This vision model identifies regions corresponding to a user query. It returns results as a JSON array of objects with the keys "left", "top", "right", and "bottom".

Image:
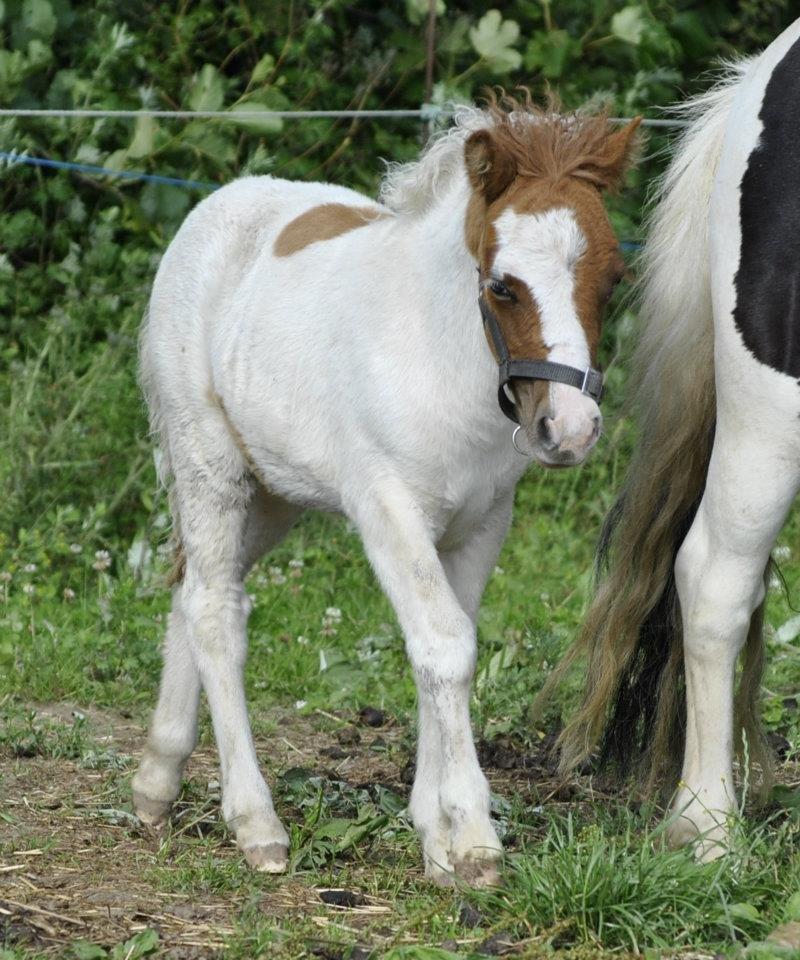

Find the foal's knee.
[
  {"left": 408, "top": 610, "right": 477, "bottom": 690},
  {"left": 180, "top": 577, "right": 250, "bottom": 662}
]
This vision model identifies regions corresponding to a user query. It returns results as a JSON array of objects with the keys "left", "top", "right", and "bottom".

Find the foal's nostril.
[
  {"left": 536, "top": 415, "right": 553, "bottom": 446},
  {"left": 592, "top": 415, "right": 601, "bottom": 438}
]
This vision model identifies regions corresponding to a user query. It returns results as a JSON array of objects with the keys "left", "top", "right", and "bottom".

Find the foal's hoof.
[
  {"left": 425, "top": 863, "right": 456, "bottom": 888},
  {"left": 243, "top": 842, "right": 289, "bottom": 873},
  {"left": 133, "top": 791, "right": 172, "bottom": 830},
  {"left": 425, "top": 857, "right": 500, "bottom": 888},
  {"left": 453, "top": 856, "right": 501, "bottom": 888}
]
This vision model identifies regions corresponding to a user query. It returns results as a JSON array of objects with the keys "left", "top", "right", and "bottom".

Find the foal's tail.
[
  {"left": 542, "top": 60, "right": 771, "bottom": 791},
  {"left": 139, "top": 305, "right": 186, "bottom": 586}
]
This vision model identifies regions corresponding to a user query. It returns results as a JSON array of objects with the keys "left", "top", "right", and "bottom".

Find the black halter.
[{"left": 478, "top": 286, "right": 604, "bottom": 425}]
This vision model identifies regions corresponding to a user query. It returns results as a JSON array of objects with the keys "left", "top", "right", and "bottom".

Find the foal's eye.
[{"left": 489, "top": 279, "right": 514, "bottom": 300}]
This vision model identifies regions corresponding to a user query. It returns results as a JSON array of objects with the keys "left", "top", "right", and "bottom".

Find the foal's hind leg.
[
  {"left": 135, "top": 442, "right": 299, "bottom": 870},
  {"left": 670, "top": 407, "right": 800, "bottom": 860},
  {"left": 134, "top": 487, "right": 299, "bottom": 831},
  {"left": 133, "top": 594, "right": 200, "bottom": 828}
]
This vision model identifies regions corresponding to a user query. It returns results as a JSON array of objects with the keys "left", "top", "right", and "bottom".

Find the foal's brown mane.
[{"left": 479, "top": 89, "right": 638, "bottom": 189}]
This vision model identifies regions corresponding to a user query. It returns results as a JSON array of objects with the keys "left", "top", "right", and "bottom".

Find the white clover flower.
[
  {"left": 321, "top": 607, "right": 342, "bottom": 636},
  {"left": 296, "top": 635, "right": 309, "bottom": 646},
  {"left": 774, "top": 545, "right": 791, "bottom": 560},
  {"left": 268, "top": 565, "right": 287, "bottom": 585},
  {"left": 494, "top": 565, "right": 505, "bottom": 576},
  {"left": 22, "top": 583, "right": 35, "bottom": 596},
  {"left": 69, "top": 543, "right": 83, "bottom": 554},
  {"left": 93, "top": 550, "right": 112, "bottom": 571},
  {"left": 63, "top": 588, "right": 76, "bottom": 601},
  {"left": 288, "top": 559, "right": 304, "bottom": 569},
  {"left": 294, "top": 699, "right": 307, "bottom": 710},
  {"left": 0, "top": 571, "right": 11, "bottom": 583},
  {"left": 23, "top": 563, "right": 37, "bottom": 573}
]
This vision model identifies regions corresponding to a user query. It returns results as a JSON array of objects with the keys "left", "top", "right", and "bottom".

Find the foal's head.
[{"left": 464, "top": 96, "right": 640, "bottom": 466}]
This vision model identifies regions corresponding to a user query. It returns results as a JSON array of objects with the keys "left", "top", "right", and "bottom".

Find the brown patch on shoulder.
[{"left": 274, "top": 203, "right": 390, "bottom": 257}]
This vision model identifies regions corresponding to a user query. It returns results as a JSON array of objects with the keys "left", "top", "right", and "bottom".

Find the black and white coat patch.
[{"left": 733, "top": 33, "right": 800, "bottom": 377}]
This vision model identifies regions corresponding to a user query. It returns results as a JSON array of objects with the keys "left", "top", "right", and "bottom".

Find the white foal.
[
  {"left": 555, "top": 19, "right": 800, "bottom": 862},
  {"left": 132, "top": 93, "right": 640, "bottom": 884}
]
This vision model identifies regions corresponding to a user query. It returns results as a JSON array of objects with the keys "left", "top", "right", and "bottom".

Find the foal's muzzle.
[{"left": 513, "top": 381, "right": 602, "bottom": 465}]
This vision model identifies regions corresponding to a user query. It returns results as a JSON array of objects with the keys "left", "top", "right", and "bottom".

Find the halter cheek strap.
[{"left": 478, "top": 291, "right": 604, "bottom": 424}]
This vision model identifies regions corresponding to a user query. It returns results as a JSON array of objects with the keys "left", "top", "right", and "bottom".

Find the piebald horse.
[
  {"left": 132, "top": 94, "right": 640, "bottom": 885},
  {"left": 553, "top": 19, "right": 800, "bottom": 861}
]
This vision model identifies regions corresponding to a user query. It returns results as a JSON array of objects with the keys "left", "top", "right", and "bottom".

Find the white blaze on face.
[
  {"left": 493, "top": 206, "right": 588, "bottom": 366},
  {"left": 492, "top": 206, "right": 600, "bottom": 453}
]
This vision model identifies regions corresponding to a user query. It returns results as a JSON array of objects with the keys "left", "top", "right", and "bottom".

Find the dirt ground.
[
  {"left": 2, "top": 703, "right": 579, "bottom": 958},
  {"left": 1, "top": 702, "right": 431, "bottom": 958},
  {"left": 1, "top": 704, "right": 795, "bottom": 959}
]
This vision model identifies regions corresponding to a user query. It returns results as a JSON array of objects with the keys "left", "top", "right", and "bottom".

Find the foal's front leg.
[
  {"left": 410, "top": 496, "right": 514, "bottom": 882},
  {"left": 352, "top": 482, "right": 502, "bottom": 885}
]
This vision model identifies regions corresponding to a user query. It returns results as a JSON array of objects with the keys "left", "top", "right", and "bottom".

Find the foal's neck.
[
  {"left": 408, "top": 178, "right": 484, "bottom": 337},
  {"left": 402, "top": 176, "right": 504, "bottom": 431}
]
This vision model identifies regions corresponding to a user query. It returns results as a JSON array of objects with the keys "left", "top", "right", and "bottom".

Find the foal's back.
[{"left": 145, "top": 175, "right": 380, "bottom": 353}]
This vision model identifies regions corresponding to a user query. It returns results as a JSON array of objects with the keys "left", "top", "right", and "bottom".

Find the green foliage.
[{"left": 70, "top": 929, "right": 159, "bottom": 960}]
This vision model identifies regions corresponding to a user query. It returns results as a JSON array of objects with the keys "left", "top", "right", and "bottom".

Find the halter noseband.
[{"left": 478, "top": 281, "right": 604, "bottom": 425}]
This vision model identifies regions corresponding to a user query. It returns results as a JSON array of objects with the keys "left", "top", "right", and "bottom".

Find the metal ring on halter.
[{"left": 512, "top": 425, "right": 528, "bottom": 456}]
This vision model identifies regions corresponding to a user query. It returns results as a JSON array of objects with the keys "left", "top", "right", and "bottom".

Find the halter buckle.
[{"left": 579, "top": 367, "right": 604, "bottom": 402}]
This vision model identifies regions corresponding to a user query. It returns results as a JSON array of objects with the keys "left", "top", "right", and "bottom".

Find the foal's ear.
[
  {"left": 575, "top": 117, "right": 643, "bottom": 192},
  {"left": 464, "top": 129, "right": 517, "bottom": 203}
]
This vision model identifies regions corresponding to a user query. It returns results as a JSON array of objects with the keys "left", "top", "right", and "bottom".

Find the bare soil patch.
[{"left": 0, "top": 702, "right": 424, "bottom": 957}]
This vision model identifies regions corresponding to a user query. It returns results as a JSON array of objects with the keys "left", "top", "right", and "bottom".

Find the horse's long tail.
[{"left": 545, "top": 59, "right": 770, "bottom": 791}]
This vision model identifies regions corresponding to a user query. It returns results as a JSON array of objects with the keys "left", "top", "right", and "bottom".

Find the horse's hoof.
[
  {"left": 666, "top": 804, "right": 731, "bottom": 863},
  {"left": 453, "top": 856, "right": 501, "bottom": 888},
  {"left": 425, "top": 864, "right": 456, "bottom": 887},
  {"left": 133, "top": 791, "right": 172, "bottom": 830},
  {"left": 693, "top": 837, "right": 728, "bottom": 863},
  {"left": 243, "top": 842, "right": 289, "bottom": 873}
]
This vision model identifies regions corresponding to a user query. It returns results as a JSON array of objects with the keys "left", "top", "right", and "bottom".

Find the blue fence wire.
[
  {"left": 0, "top": 107, "right": 687, "bottom": 127},
  {"left": 0, "top": 151, "right": 217, "bottom": 191}
]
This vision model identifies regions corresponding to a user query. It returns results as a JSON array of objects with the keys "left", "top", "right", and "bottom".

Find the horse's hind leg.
[{"left": 669, "top": 403, "right": 800, "bottom": 860}]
